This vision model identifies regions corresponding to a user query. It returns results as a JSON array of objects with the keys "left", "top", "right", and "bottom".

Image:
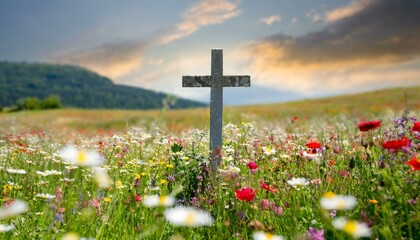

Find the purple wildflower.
[{"left": 307, "top": 227, "right": 325, "bottom": 240}]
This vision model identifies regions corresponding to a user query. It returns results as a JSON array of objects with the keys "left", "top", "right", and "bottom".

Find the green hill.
[{"left": 0, "top": 62, "right": 206, "bottom": 109}]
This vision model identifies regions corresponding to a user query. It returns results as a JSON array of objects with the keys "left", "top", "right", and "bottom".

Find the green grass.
[{"left": 1, "top": 86, "right": 419, "bottom": 134}]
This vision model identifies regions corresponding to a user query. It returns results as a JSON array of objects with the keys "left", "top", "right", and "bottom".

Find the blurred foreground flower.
[
  {"left": 235, "top": 187, "right": 257, "bottom": 202},
  {"left": 287, "top": 177, "right": 309, "bottom": 189},
  {"left": 0, "top": 200, "right": 28, "bottom": 220},
  {"left": 412, "top": 121, "right": 420, "bottom": 132},
  {"left": 62, "top": 232, "right": 79, "bottom": 240},
  {"left": 252, "top": 231, "right": 284, "bottom": 240},
  {"left": 357, "top": 120, "right": 381, "bottom": 132},
  {"left": 59, "top": 145, "right": 103, "bottom": 167},
  {"left": 320, "top": 192, "right": 357, "bottom": 210},
  {"left": 164, "top": 206, "right": 214, "bottom": 227},
  {"left": 0, "top": 224, "right": 14, "bottom": 232},
  {"left": 143, "top": 195, "right": 175, "bottom": 207},
  {"left": 332, "top": 217, "right": 371, "bottom": 238},
  {"left": 94, "top": 167, "right": 113, "bottom": 188}
]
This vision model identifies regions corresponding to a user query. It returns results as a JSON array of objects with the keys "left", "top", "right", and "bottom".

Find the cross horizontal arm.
[{"left": 182, "top": 75, "right": 251, "bottom": 87}]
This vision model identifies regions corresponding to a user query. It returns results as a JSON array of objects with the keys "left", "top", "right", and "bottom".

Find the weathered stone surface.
[
  {"left": 182, "top": 49, "right": 251, "bottom": 170},
  {"left": 183, "top": 75, "right": 250, "bottom": 87},
  {"left": 182, "top": 76, "right": 212, "bottom": 87},
  {"left": 223, "top": 76, "right": 251, "bottom": 87}
]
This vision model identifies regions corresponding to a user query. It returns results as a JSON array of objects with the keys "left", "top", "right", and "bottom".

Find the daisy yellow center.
[
  {"left": 336, "top": 200, "right": 346, "bottom": 209},
  {"left": 266, "top": 233, "right": 274, "bottom": 239},
  {"left": 184, "top": 212, "right": 196, "bottom": 226},
  {"left": 323, "top": 191, "right": 336, "bottom": 198},
  {"left": 159, "top": 196, "right": 167, "bottom": 205},
  {"left": 77, "top": 151, "right": 87, "bottom": 163},
  {"left": 116, "top": 181, "right": 123, "bottom": 187},
  {"left": 343, "top": 221, "right": 357, "bottom": 235}
]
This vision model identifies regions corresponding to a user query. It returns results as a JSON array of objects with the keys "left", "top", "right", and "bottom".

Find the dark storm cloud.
[{"left": 249, "top": 0, "right": 420, "bottom": 69}]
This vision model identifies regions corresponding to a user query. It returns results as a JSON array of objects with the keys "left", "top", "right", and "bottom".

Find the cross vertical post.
[
  {"left": 210, "top": 49, "right": 223, "bottom": 168},
  {"left": 182, "top": 49, "right": 251, "bottom": 171}
]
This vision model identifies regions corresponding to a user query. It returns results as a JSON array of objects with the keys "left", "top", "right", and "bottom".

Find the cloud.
[
  {"left": 58, "top": 40, "right": 149, "bottom": 79},
  {"left": 247, "top": 0, "right": 420, "bottom": 69},
  {"left": 242, "top": 0, "right": 420, "bottom": 95},
  {"left": 159, "top": 0, "right": 241, "bottom": 45},
  {"left": 306, "top": 9, "right": 321, "bottom": 22},
  {"left": 260, "top": 15, "right": 281, "bottom": 25},
  {"left": 325, "top": 0, "right": 371, "bottom": 22},
  {"left": 56, "top": 0, "right": 241, "bottom": 80}
]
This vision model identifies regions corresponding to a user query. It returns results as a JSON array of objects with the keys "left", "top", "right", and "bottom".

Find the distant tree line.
[
  {"left": 13, "top": 95, "right": 62, "bottom": 111},
  {"left": 0, "top": 62, "right": 206, "bottom": 110}
]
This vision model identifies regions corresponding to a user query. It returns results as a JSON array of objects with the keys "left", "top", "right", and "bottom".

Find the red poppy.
[
  {"left": 406, "top": 156, "right": 420, "bottom": 171},
  {"left": 327, "top": 160, "right": 336, "bottom": 166},
  {"left": 382, "top": 137, "right": 411, "bottom": 152},
  {"left": 306, "top": 141, "right": 321, "bottom": 149},
  {"left": 246, "top": 161, "right": 258, "bottom": 170},
  {"left": 357, "top": 120, "right": 381, "bottom": 132},
  {"left": 339, "top": 170, "right": 350, "bottom": 178},
  {"left": 134, "top": 194, "right": 142, "bottom": 202},
  {"left": 235, "top": 187, "right": 257, "bottom": 202},
  {"left": 412, "top": 122, "right": 420, "bottom": 132},
  {"left": 260, "top": 182, "right": 279, "bottom": 193}
]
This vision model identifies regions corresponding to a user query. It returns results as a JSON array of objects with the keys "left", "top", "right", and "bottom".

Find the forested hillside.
[{"left": 0, "top": 62, "right": 206, "bottom": 109}]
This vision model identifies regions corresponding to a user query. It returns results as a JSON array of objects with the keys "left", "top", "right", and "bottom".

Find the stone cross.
[{"left": 182, "top": 49, "right": 250, "bottom": 170}]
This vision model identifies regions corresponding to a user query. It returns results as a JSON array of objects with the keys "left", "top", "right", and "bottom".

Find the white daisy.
[
  {"left": 164, "top": 206, "right": 214, "bottom": 227},
  {"left": 332, "top": 217, "right": 372, "bottom": 238},
  {"left": 302, "top": 151, "right": 321, "bottom": 163},
  {"left": 6, "top": 168, "right": 27, "bottom": 174},
  {"left": 287, "top": 177, "right": 309, "bottom": 189},
  {"left": 35, "top": 193, "right": 56, "bottom": 200},
  {"left": 253, "top": 231, "right": 284, "bottom": 240},
  {"left": 262, "top": 147, "right": 276, "bottom": 156},
  {"left": 143, "top": 195, "right": 175, "bottom": 207},
  {"left": 320, "top": 192, "right": 357, "bottom": 210},
  {"left": 0, "top": 200, "right": 28, "bottom": 220},
  {"left": 59, "top": 145, "right": 103, "bottom": 167}
]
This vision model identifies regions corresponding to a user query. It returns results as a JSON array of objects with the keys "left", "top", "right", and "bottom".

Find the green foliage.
[
  {"left": 13, "top": 95, "right": 62, "bottom": 111},
  {"left": 41, "top": 95, "right": 62, "bottom": 109},
  {"left": 16, "top": 97, "right": 41, "bottom": 110},
  {"left": 0, "top": 62, "right": 206, "bottom": 109}
]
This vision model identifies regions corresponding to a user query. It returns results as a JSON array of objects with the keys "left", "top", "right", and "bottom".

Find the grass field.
[
  {"left": 1, "top": 86, "right": 419, "bottom": 135},
  {"left": 0, "top": 86, "right": 419, "bottom": 239}
]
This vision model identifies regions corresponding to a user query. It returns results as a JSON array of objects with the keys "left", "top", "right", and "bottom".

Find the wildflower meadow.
[{"left": 0, "top": 109, "right": 419, "bottom": 240}]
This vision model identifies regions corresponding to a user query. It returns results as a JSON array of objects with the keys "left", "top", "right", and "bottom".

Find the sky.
[{"left": 1, "top": 0, "right": 419, "bottom": 105}]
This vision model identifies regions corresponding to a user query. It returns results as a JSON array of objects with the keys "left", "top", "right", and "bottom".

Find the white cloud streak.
[
  {"left": 260, "top": 15, "right": 281, "bottom": 25},
  {"left": 159, "top": 0, "right": 241, "bottom": 45},
  {"left": 325, "top": 0, "right": 372, "bottom": 22}
]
